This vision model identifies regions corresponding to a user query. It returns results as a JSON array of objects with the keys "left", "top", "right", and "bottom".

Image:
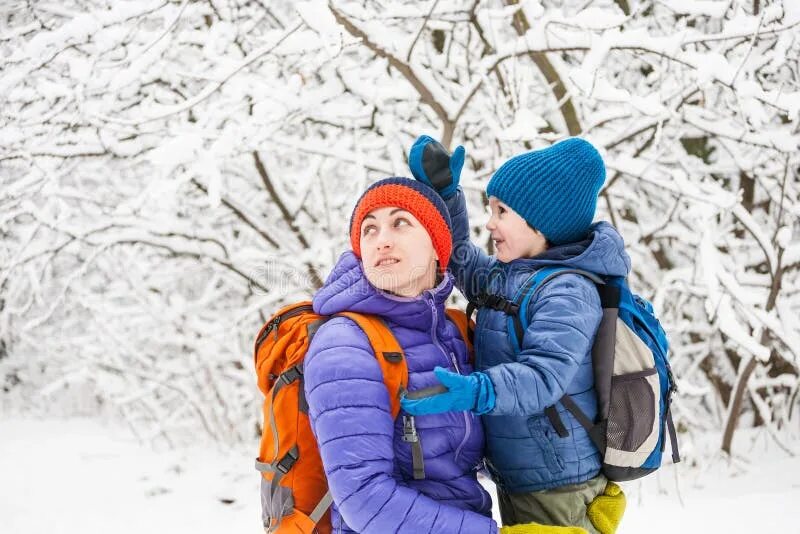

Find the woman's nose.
[{"left": 376, "top": 230, "right": 393, "bottom": 249}]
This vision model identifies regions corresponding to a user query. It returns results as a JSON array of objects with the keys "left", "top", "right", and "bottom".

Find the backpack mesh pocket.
[{"left": 608, "top": 368, "right": 658, "bottom": 453}]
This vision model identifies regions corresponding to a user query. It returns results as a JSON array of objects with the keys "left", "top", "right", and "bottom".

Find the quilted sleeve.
[{"left": 444, "top": 188, "right": 497, "bottom": 303}]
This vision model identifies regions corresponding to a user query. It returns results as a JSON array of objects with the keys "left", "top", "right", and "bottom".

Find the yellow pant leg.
[{"left": 500, "top": 523, "right": 589, "bottom": 534}]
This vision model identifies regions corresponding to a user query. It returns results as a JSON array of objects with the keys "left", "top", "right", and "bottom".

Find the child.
[{"left": 402, "top": 138, "right": 629, "bottom": 534}]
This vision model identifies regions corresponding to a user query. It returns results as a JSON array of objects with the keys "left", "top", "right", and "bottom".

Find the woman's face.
[{"left": 360, "top": 206, "right": 439, "bottom": 298}]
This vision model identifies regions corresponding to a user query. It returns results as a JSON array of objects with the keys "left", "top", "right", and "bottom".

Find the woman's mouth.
[{"left": 375, "top": 257, "right": 400, "bottom": 267}]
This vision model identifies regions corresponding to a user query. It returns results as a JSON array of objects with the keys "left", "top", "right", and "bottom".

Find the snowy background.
[{"left": 2, "top": 0, "right": 799, "bottom": 532}]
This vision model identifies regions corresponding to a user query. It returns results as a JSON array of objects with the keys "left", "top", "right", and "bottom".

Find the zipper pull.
[
  {"left": 272, "top": 316, "right": 282, "bottom": 341},
  {"left": 450, "top": 352, "right": 462, "bottom": 375}
]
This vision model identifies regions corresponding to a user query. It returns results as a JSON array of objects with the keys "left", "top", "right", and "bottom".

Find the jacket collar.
[{"left": 313, "top": 251, "right": 453, "bottom": 331}]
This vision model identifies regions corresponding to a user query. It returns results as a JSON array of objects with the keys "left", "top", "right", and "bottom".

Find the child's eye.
[{"left": 498, "top": 206, "right": 506, "bottom": 215}]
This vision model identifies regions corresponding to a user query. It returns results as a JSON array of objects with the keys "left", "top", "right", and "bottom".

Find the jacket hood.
[
  {"left": 510, "top": 221, "right": 631, "bottom": 277},
  {"left": 312, "top": 251, "right": 453, "bottom": 330}
]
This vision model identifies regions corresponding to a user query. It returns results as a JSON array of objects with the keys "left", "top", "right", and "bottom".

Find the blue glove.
[
  {"left": 408, "top": 135, "right": 465, "bottom": 199},
  {"left": 400, "top": 366, "right": 496, "bottom": 415}
]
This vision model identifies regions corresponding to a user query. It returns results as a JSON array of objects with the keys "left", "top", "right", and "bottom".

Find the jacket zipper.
[
  {"left": 451, "top": 348, "right": 473, "bottom": 465},
  {"left": 426, "top": 292, "right": 472, "bottom": 465}
]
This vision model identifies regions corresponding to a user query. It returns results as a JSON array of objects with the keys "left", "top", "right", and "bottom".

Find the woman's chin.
[{"left": 366, "top": 269, "right": 402, "bottom": 290}]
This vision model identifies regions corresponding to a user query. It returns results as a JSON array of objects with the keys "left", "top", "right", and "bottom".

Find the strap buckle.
[
  {"left": 472, "top": 293, "right": 488, "bottom": 307},
  {"left": 279, "top": 365, "right": 303, "bottom": 385},
  {"left": 483, "top": 294, "right": 519, "bottom": 315},
  {"left": 275, "top": 447, "right": 299, "bottom": 474},
  {"left": 402, "top": 415, "right": 419, "bottom": 443}
]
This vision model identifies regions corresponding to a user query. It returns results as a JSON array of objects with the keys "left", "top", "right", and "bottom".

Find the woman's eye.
[
  {"left": 362, "top": 225, "right": 376, "bottom": 236},
  {"left": 394, "top": 218, "right": 410, "bottom": 227}
]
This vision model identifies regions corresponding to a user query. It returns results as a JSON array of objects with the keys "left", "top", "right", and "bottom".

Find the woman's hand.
[{"left": 408, "top": 135, "right": 465, "bottom": 199}]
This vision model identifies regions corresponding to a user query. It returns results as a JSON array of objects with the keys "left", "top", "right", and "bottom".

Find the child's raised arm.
[
  {"left": 408, "top": 135, "right": 496, "bottom": 302},
  {"left": 445, "top": 188, "right": 496, "bottom": 302}
]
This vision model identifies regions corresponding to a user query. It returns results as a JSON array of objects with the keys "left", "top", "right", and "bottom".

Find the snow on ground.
[
  {"left": 2, "top": 417, "right": 259, "bottom": 534},
  {"left": 2, "top": 416, "right": 799, "bottom": 533}
]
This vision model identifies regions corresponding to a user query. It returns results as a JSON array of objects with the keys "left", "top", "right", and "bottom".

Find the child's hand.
[
  {"left": 400, "top": 366, "right": 495, "bottom": 415},
  {"left": 499, "top": 523, "right": 588, "bottom": 534},
  {"left": 408, "top": 135, "right": 465, "bottom": 199}
]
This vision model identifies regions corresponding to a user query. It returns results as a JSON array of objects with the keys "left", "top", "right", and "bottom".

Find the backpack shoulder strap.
[
  {"left": 337, "top": 312, "right": 428, "bottom": 480},
  {"left": 445, "top": 308, "right": 473, "bottom": 358},
  {"left": 510, "top": 268, "right": 606, "bottom": 442},
  {"left": 336, "top": 312, "right": 408, "bottom": 419},
  {"left": 254, "top": 300, "right": 315, "bottom": 356},
  {"left": 509, "top": 267, "right": 604, "bottom": 352}
]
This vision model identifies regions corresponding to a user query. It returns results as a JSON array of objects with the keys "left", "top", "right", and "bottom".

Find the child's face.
[
  {"left": 486, "top": 197, "right": 548, "bottom": 262},
  {"left": 359, "top": 206, "right": 439, "bottom": 297}
]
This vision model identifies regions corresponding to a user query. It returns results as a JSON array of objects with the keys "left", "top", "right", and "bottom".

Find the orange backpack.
[{"left": 254, "top": 301, "right": 472, "bottom": 533}]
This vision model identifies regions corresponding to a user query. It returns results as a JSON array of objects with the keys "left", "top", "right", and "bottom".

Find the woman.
[{"left": 303, "top": 177, "right": 588, "bottom": 533}]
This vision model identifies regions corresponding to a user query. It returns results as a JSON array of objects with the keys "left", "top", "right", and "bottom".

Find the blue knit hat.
[{"left": 487, "top": 138, "right": 606, "bottom": 245}]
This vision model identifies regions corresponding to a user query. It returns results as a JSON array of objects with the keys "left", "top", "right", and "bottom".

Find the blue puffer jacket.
[
  {"left": 445, "top": 189, "right": 631, "bottom": 493},
  {"left": 304, "top": 251, "right": 495, "bottom": 533}
]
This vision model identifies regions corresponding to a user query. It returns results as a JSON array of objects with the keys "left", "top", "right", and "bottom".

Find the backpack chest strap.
[{"left": 465, "top": 292, "right": 521, "bottom": 343}]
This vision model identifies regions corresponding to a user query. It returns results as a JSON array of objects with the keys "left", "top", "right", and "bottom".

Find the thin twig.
[
  {"left": 406, "top": 0, "right": 440, "bottom": 62},
  {"left": 92, "top": 21, "right": 304, "bottom": 126},
  {"left": 97, "top": 0, "right": 191, "bottom": 69}
]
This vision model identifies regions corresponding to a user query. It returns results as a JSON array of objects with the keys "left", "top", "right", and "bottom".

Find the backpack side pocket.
[{"left": 606, "top": 368, "right": 660, "bottom": 462}]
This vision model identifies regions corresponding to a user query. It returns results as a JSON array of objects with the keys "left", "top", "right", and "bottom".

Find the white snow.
[
  {"left": 2, "top": 417, "right": 260, "bottom": 534},
  {"left": 4, "top": 416, "right": 799, "bottom": 534},
  {"left": 2, "top": 3, "right": 799, "bottom": 533}
]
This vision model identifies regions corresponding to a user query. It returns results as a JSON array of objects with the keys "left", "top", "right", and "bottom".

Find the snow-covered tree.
[{"left": 2, "top": 0, "right": 798, "bottom": 456}]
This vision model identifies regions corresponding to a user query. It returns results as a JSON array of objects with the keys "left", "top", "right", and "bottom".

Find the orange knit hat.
[{"left": 350, "top": 178, "right": 453, "bottom": 273}]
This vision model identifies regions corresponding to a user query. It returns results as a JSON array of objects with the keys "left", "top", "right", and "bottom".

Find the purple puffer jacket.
[{"left": 304, "top": 251, "right": 496, "bottom": 534}]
